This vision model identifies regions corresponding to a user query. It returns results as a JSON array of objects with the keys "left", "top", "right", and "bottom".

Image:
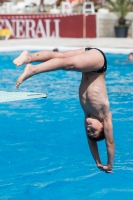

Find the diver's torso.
[{"left": 79, "top": 72, "right": 109, "bottom": 119}]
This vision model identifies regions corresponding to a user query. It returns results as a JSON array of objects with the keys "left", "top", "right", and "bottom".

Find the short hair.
[
  {"left": 88, "top": 127, "right": 105, "bottom": 142},
  {"left": 53, "top": 48, "right": 59, "bottom": 52},
  {"left": 128, "top": 53, "right": 133, "bottom": 58}
]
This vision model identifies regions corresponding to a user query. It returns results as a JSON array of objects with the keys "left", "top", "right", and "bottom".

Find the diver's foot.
[
  {"left": 16, "top": 64, "right": 35, "bottom": 88},
  {"left": 13, "top": 50, "right": 32, "bottom": 66}
]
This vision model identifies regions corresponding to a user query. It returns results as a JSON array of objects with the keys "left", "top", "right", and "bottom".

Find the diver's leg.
[
  {"left": 13, "top": 48, "right": 85, "bottom": 66},
  {"left": 16, "top": 49, "right": 104, "bottom": 88}
]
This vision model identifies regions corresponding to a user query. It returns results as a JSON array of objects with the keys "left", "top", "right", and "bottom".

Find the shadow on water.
[{"left": 0, "top": 51, "right": 133, "bottom": 199}]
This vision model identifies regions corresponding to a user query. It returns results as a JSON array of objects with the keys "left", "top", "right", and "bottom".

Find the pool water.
[{"left": 0, "top": 51, "right": 133, "bottom": 199}]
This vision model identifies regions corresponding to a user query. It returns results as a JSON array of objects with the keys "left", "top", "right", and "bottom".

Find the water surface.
[{"left": 0, "top": 51, "right": 133, "bottom": 200}]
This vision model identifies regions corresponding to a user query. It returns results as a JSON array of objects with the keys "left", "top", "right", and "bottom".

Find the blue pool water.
[{"left": 0, "top": 51, "right": 133, "bottom": 199}]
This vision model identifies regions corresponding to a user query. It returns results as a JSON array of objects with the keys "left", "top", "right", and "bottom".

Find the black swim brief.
[{"left": 85, "top": 47, "right": 107, "bottom": 73}]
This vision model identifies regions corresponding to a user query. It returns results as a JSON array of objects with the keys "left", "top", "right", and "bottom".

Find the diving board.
[{"left": 0, "top": 91, "right": 47, "bottom": 103}]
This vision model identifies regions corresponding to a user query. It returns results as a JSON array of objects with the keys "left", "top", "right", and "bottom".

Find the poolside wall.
[
  {"left": 0, "top": 14, "right": 96, "bottom": 39},
  {"left": 0, "top": 12, "right": 133, "bottom": 39}
]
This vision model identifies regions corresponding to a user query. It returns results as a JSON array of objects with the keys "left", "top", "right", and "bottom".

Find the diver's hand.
[
  {"left": 102, "top": 165, "right": 114, "bottom": 173},
  {"left": 97, "top": 163, "right": 103, "bottom": 170},
  {"left": 97, "top": 163, "right": 114, "bottom": 174}
]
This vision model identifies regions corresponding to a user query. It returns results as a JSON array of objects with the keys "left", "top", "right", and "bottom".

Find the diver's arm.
[
  {"left": 87, "top": 136, "right": 102, "bottom": 167},
  {"left": 103, "top": 111, "right": 114, "bottom": 172}
]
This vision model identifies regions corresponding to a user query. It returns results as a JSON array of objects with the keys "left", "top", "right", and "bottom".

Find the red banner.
[{"left": 0, "top": 14, "right": 96, "bottom": 39}]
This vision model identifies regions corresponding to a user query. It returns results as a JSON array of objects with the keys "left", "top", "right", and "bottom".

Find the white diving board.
[{"left": 0, "top": 91, "right": 47, "bottom": 103}]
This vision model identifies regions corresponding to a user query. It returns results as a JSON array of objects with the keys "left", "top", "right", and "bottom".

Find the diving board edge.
[{"left": 0, "top": 91, "right": 47, "bottom": 103}]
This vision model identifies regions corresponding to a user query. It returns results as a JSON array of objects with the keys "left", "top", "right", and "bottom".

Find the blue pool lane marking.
[{"left": 0, "top": 91, "right": 47, "bottom": 103}]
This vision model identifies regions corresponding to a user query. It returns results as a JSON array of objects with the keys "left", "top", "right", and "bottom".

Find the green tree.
[{"left": 106, "top": 0, "right": 133, "bottom": 25}]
